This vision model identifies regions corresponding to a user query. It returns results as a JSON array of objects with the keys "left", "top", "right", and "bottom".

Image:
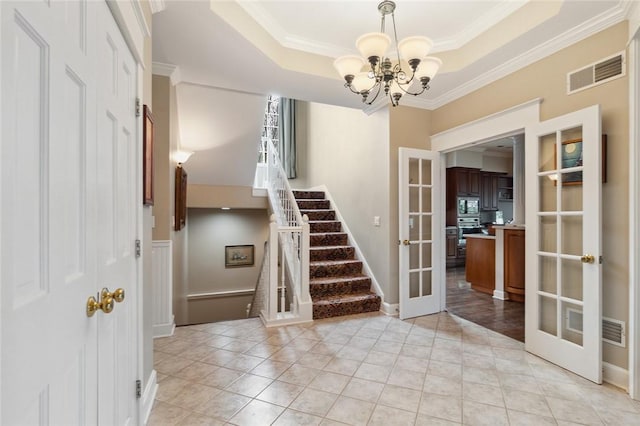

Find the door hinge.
[
  {"left": 136, "top": 379, "right": 142, "bottom": 399},
  {"left": 135, "top": 239, "right": 141, "bottom": 258},
  {"left": 599, "top": 256, "right": 604, "bottom": 264},
  {"left": 135, "top": 98, "right": 141, "bottom": 117}
]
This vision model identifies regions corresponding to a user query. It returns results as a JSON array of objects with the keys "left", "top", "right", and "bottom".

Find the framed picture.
[
  {"left": 175, "top": 166, "right": 187, "bottom": 230},
  {"left": 225, "top": 245, "right": 255, "bottom": 267},
  {"left": 555, "top": 135, "right": 607, "bottom": 185},
  {"left": 143, "top": 105, "right": 154, "bottom": 205}
]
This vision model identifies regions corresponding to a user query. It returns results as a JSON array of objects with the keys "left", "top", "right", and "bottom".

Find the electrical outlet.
[{"left": 373, "top": 216, "right": 381, "bottom": 226}]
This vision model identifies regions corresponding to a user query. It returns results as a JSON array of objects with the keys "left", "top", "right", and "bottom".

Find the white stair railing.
[{"left": 259, "top": 141, "right": 312, "bottom": 326}]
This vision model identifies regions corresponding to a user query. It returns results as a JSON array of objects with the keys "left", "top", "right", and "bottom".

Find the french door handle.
[
  {"left": 402, "top": 240, "right": 411, "bottom": 246},
  {"left": 580, "top": 254, "right": 595, "bottom": 264}
]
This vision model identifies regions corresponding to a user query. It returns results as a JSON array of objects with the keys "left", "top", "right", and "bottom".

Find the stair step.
[
  {"left": 310, "top": 246, "right": 354, "bottom": 261},
  {"left": 301, "top": 209, "right": 336, "bottom": 221},
  {"left": 312, "top": 292, "right": 381, "bottom": 320},
  {"left": 297, "top": 199, "right": 330, "bottom": 210},
  {"left": 310, "top": 259, "right": 362, "bottom": 278},
  {"left": 309, "top": 221, "right": 342, "bottom": 233},
  {"left": 293, "top": 190, "right": 325, "bottom": 200},
  {"left": 310, "top": 275, "right": 372, "bottom": 297},
  {"left": 310, "top": 232, "right": 348, "bottom": 247}
]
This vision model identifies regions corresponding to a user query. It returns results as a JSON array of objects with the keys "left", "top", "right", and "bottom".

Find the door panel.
[
  {"left": 1, "top": 1, "right": 138, "bottom": 424},
  {"left": 1, "top": 1, "right": 97, "bottom": 424},
  {"left": 399, "top": 148, "right": 441, "bottom": 319},
  {"left": 525, "top": 105, "right": 602, "bottom": 383}
]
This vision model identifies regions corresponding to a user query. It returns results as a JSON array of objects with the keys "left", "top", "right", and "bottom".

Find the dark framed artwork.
[
  {"left": 555, "top": 135, "right": 607, "bottom": 185},
  {"left": 225, "top": 245, "right": 255, "bottom": 267},
  {"left": 175, "top": 166, "right": 187, "bottom": 231},
  {"left": 143, "top": 104, "right": 154, "bottom": 205}
]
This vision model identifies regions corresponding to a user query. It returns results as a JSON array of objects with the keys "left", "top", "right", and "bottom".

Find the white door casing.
[
  {"left": 1, "top": 1, "right": 139, "bottom": 424},
  {"left": 524, "top": 104, "right": 602, "bottom": 383},
  {"left": 399, "top": 148, "right": 442, "bottom": 319}
]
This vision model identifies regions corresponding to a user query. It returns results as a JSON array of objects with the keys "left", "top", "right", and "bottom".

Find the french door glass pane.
[
  {"left": 561, "top": 258, "right": 583, "bottom": 302},
  {"left": 539, "top": 216, "right": 557, "bottom": 253},
  {"left": 540, "top": 295, "right": 557, "bottom": 336},
  {"left": 421, "top": 160, "right": 432, "bottom": 185},
  {"left": 561, "top": 300, "right": 584, "bottom": 347},
  {"left": 422, "top": 215, "right": 432, "bottom": 240},
  {"left": 409, "top": 215, "right": 419, "bottom": 240},
  {"left": 409, "top": 158, "right": 419, "bottom": 184},
  {"left": 410, "top": 243, "right": 419, "bottom": 270},
  {"left": 422, "top": 271, "right": 432, "bottom": 296},
  {"left": 561, "top": 216, "right": 583, "bottom": 256},
  {"left": 421, "top": 243, "right": 432, "bottom": 268},
  {"left": 409, "top": 187, "right": 419, "bottom": 213},
  {"left": 540, "top": 256, "right": 557, "bottom": 295},
  {"left": 422, "top": 187, "right": 432, "bottom": 212},
  {"left": 410, "top": 272, "right": 419, "bottom": 298}
]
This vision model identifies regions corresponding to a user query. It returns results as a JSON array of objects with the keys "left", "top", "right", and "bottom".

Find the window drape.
[{"left": 277, "top": 98, "right": 297, "bottom": 179}]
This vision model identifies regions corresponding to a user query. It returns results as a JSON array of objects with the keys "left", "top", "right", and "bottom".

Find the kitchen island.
[
  {"left": 465, "top": 226, "right": 526, "bottom": 301},
  {"left": 465, "top": 234, "right": 496, "bottom": 295}
]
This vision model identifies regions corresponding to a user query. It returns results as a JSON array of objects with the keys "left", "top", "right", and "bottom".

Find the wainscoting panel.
[{"left": 152, "top": 240, "right": 175, "bottom": 337}]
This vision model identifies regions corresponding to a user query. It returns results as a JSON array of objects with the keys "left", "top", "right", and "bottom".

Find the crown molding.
[
  {"left": 152, "top": 62, "right": 181, "bottom": 86},
  {"left": 149, "top": 0, "right": 166, "bottom": 14},
  {"left": 429, "top": 2, "right": 629, "bottom": 109}
]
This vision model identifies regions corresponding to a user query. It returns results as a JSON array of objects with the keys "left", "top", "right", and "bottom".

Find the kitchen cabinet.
[
  {"left": 498, "top": 176, "right": 513, "bottom": 201},
  {"left": 480, "top": 173, "right": 499, "bottom": 211},
  {"left": 504, "top": 228, "right": 525, "bottom": 302},
  {"left": 446, "top": 227, "right": 457, "bottom": 266},
  {"left": 446, "top": 167, "right": 481, "bottom": 225},
  {"left": 448, "top": 168, "right": 480, "bottom": 197},
  {"left": 465, "top": 235, "right": 496, "bottom": 295}
]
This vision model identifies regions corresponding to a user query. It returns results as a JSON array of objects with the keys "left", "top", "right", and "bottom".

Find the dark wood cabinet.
[
  {"left": 446, "top": 167, "right": 481, "bottom": 225},
  {"left": 498, "top": 176, "right": 513, "bottom": 201},
  {"left": 504, "top": 228, "right": 525, "bottom": 302},
  {"left": 480, "top": 173, "right": 499, "bottom": 211},
  {"left": 446, "top": 228, "right": 457, "bottom": 266},
  {"left": 465, "top": 236, "right": 495, "bottom": 295}
]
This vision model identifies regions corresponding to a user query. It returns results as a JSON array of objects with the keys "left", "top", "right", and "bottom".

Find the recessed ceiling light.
[{"left": 221, "top": 207, "right": 231, "bottom": 210}]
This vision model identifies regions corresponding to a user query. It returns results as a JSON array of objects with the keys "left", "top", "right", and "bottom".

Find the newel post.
[{"left": 268, "top": 214, "right": 279, "bottom": 321}]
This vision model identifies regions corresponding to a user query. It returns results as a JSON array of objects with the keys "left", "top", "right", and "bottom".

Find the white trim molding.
[
  {"left": 141, "top": 370, "right": 158, "bottom": 425},
  {"left": 149, "top": 0, "right": 166, "bottom": 15},
  {"left": 381, "top": 302, "right": 399, "bottom": 316},
  {"left": 152, "top": 62, "right": 182, "bottom": 86},
  {"left": 628, "top": 33, "right": 640, "bottom": 400},
  {"left": 106, "top": 0, "right": 150, "bottom": 64},
  {"left": 603, "top": 362, "right": 629, "bottom": 391}
]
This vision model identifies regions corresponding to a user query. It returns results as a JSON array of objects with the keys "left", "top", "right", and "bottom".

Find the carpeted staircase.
[{"left": 293, "top": 190, "right": 381, "bottom": 320}]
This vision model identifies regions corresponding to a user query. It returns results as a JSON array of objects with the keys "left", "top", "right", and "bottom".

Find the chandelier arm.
[
  {"left": 365, "top": 82, "right": 383, "bottom": 105},
  {"left": 394, "top": 79, "right": 426, "bottom": 96}
]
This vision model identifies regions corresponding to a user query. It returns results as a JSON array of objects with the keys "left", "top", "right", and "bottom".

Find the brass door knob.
[
  {"left": 403, "top": 240, "right": 410, "bottom": 246},
  {"left": 112, "top": 288, "right": 125, "bottom": 303},
  {"left": 87, "top": 296, "right": 100, "bottom": 317},
  {"left": 101, "top": 296, "right": 115, "bottom": 314},
  {"left": 86, "top": 294, "right": 115, "bottom": 317},
  {"left": 581, "top": 254, "right": 595, "bottom": 264}
]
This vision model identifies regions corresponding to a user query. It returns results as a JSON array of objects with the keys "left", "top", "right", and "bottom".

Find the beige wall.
[
  {"left": 152, "top": 75, "right": 172, "bottom": 240},
  {"left": 295, "top": 101, "right": 392, "bottom": 302},
  {"left": 432, "top": 22, "right": 630, "bottom": 369},
  {"left": 186, "top": 208, "right": 269, "bottom": 324},
  {"left": 388, "top": 106, "right": 433, "bottom": 304}
]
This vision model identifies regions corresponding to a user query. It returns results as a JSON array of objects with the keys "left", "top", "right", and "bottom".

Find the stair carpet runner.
[{"left": 293, "top": 190, "right": 381, "bottom": 320}]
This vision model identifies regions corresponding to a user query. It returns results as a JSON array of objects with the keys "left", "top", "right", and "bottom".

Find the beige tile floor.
[{"left": 149, "top": 312, "right": 640, "bottom": 425}]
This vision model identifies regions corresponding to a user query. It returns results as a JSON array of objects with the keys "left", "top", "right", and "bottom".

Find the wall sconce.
[{"left": 174, "top": 150, "right": 193, "bottom": 166}]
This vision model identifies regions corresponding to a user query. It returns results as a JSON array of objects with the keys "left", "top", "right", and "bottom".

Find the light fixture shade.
[
  {"left": 356, "top": 32, "right": 391, "bottom": 60},
  {"left": 351, "top": 72, "right": 374, "bottom": 93},
  {"left": 415, "top": 56, "right": 442, "bottom": 80},
  {"left": 333, "top": 55, "right": 366, "bottom": 78},
  {"left": 174, "top": 150, "right": 193, "bottom": 164},
  {"left": 398, "top": 36, "right": 433, "bottom": 62}
]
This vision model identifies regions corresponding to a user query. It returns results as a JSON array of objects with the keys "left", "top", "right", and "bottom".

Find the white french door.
[
  {"left": 1, "top": 1, "right": 139, "bottom": 424},
  {"left": 399, "top": 148, "right": 442, "bottom": 319},
  {"left": 524, "top": 105, "right": 603, "bottom": 383}
]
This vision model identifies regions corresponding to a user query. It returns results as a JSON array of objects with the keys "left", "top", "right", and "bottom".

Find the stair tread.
[
  {"left": 296, "top": 199, "right": 328, "bottom": 202},
  {"left": 312, "top": 292, "right": 380, "bottom": 304},
  {"left": 310, "top": 259, "right": 361, "bottom": 266},
  {"left": 308, "top": 220, "right": 340, "bottom": 223},
  {"left": 310, "top": 245, "right": 353, "bottom": 251},
  {"left": 301, "top": 209, "right": 334, "bottom": 212},
  {"left": 310, "top": 274, "right": 370, "bottom": 284},
  {"left": 310, "top": 231, "right": 347, "bottom": 236}
]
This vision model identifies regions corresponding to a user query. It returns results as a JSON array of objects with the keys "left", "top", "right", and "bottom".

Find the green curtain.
[{"left": 278, "top": 98, "right": 297, "bottom": 179}]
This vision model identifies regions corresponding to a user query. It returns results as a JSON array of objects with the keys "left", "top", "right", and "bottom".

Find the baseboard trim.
[
  {"left": 493, "top": 290, "right": 508, "bottom": 300},
  {"left": 153, "top": 316, "right": 175, "bottom": 338},
  {"left": 381, "top": 302, "right": 399, "bottom": 316},
  {"left": 141, "top": 369, "right": 158, "bottom": 425},
  {"left": 603, "top": 362, "right": 629, "bottom": 391}
]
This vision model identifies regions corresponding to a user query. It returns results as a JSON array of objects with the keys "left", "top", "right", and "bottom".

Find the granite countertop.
[{"left": 465, "top": 234, "right": 496, "bottom": 240}]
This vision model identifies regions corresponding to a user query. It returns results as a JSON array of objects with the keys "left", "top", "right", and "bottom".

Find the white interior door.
[
  {"left": 399, "top": 148, "right": 442, "bottom": 319},
  {"left": 524, "top": 104, "right": 602, "bottom": 383},
  {"left": 1, "top": 1, "right": 139, "bottom": 424},
  {"left": 95, "top": 1, "right": 138, "bottom": 424}
]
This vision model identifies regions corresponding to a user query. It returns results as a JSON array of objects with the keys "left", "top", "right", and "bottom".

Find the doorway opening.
[{"left": 443, "top": 134, "right": 526, "bottom": 342}]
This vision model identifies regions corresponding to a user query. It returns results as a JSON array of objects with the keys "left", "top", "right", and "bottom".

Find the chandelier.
[{"left": 333, "top": 0, "right": 442, "bottom": 107}]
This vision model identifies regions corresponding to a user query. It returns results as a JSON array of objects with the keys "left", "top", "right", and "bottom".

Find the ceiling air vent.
[
  {"left": 566, "top": 308, "right": 626, "bottom": 347},
  {"left": 567, "top": 52, "right": 625, "bottom": 95}
]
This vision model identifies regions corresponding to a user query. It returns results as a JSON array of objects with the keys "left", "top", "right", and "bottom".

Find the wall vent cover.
[
  {"left": 566, "top": 308, "right": 626, "bottom": 347},
  {"left": 567, "top": 52, "right": 625, "bottom": 95}
]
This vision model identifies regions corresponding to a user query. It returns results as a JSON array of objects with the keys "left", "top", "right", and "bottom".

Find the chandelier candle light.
[{"left": 333, "top": 0, "right": 442, "bottom": 107}]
